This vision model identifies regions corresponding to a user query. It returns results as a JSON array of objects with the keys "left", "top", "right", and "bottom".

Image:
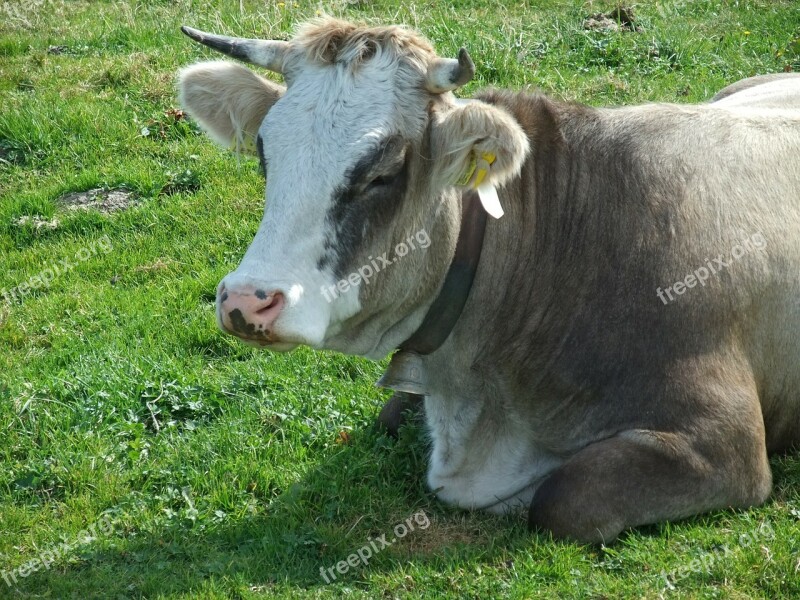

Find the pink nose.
[{"left": 218, "top": 285, "right": 285, "bottom": 342}]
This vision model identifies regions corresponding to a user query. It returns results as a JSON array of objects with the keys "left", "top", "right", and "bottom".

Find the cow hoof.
[{"left": 376, "top": 392, "right": 424, "bottom": 437}]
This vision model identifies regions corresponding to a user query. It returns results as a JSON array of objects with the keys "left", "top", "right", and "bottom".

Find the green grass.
[{"left": 1, "top": 0, "right": 799, "bottom": 598}]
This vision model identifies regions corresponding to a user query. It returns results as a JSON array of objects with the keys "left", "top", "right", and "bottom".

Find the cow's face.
[{"left": 178, "top": 19, "right": 528, "bottom": 358}]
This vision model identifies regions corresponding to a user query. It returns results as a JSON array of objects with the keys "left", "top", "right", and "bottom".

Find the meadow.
[{"left": 1, "top": 0, "right": 799, "bottom": 597}]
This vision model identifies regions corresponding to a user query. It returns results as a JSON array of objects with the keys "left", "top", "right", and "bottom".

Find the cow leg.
[
  {"left": 376, "top": 392, "right": 424, "bottom": 437},
  {"left": 529, "top": 418, "right": 772, "bottom": 543}
]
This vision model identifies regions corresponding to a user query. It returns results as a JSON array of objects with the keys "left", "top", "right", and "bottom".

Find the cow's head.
[{"left": 178, "top": 18, "right": 528, "bottom": 358}]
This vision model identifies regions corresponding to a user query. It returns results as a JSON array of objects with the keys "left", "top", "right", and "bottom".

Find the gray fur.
[{"left": 417, "top": 80, "right": 800, "bottom": 542}]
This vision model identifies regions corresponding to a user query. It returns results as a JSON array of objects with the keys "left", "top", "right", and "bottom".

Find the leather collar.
[{"left": 376, "top": 188, "right": 487, "bottom": 394}]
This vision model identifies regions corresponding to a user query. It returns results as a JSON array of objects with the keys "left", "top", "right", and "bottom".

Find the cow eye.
[
  {"left": 368, "top": 174, "right": 394, "bottom": 188},
  {"left": 366, "top": 163, "right": 405, "bottom": 191}
]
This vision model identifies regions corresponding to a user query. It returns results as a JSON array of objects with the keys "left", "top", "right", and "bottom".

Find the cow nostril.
[{"left": 255, "top": 292, "right": 283, "bottom": 315}]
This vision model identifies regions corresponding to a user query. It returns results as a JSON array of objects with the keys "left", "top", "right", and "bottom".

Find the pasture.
[{"left": 1, "top": 0, "right": 799, "bottom": 597}]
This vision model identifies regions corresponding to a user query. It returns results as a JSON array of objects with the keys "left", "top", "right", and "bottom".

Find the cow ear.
[
  {"left": 431, "top": 101, "right": 529, "bottom": 190},
  {"left": 178, "top": 61, "right": 284, "bottom": 155}
]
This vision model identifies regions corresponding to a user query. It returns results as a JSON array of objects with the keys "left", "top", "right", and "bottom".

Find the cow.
[{"left": 177, "top": 17, "right": 800, "bottom": 543}]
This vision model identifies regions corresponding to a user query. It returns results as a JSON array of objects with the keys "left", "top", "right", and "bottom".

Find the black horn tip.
[
  {"left": 457, "top": 47, "right": 474, "bottom": 70},
  {"left": 454, "top": 47, "right": 475, "bottom": 84},
  {"left": 179, "top": 26, "right": 244, "bottom": 60},
  {"left": 181, "top": 26, "right": 203, "bottom": 41}
]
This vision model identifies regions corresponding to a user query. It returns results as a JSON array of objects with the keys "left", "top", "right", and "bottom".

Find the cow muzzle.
[{"left": 217, "top": 283, "right": 286, "bottom": 346}]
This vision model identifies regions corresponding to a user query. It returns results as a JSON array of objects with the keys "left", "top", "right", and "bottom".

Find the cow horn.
[
  {"left": 181, "top": 26, "right": 289, "bottom": 74},
  {"left": 425, "top": 48, "right": 475, "bottom": 93}
]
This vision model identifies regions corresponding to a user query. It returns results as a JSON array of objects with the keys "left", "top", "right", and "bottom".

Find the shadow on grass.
[
  {"left": 8, "top": 421, "right": 799, "bottom": 597},
  {"left": 7, "top": 417, "right": 551, "bottom": 597}
]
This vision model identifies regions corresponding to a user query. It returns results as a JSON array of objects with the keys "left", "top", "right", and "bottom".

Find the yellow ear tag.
[
  {"left": 472, "top": 152, "right": 496, "bottom": 188},
  {"left": 458, "top": 151, "right": 503, "bottom": 219}
]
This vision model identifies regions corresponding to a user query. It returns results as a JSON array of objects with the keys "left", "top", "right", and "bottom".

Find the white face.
[
  {"left": 218, "top": 57, "right": 431, "bottom": 356},
  {"left": 179, "top": 26, "right": 529, "bottom": 358}
]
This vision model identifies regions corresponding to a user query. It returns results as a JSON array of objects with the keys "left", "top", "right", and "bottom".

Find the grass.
[{"left": 1, "top": 0, "right": 799, "bottom": 598}]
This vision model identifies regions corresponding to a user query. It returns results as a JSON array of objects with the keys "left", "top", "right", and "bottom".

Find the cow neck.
[{"left": 376, "top": 188, "right": 487, "bottom": 395}]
